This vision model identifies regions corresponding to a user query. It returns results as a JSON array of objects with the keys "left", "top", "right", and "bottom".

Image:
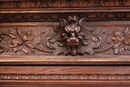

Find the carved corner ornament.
[{"left": 1, "top": 16, "right": 130, "bottom": 56}]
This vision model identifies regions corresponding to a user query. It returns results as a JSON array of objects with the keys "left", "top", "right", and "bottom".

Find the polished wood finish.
[
  {"left": 0, "top": 66, "right": 130, "bottom": 86},
  {"left": 0, "top": 0, "right": 130, "bottom": 87}
]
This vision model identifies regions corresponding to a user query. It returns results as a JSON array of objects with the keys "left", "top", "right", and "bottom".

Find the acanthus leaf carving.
[
  {"left": 112, "top": 27, "right": 130, "bottom": 54},
  {"left": 34, "top": 30, "right": 55, "bottom": 53},
  {"left": 0, "top": 34, "right": 5, "bottom": 53},
  {"left": 1, "top": 16, "right": 130, "bottom": 56},
  {"left": 9, "top": 28, "right": 34, "bottom": 54},
  {"left": 0, "top": 29, "right": 10, "bottom": 53}
]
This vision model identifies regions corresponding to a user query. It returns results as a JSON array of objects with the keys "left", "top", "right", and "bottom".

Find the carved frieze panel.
[
  {"left": 0, "top": 0, "right": 129, "bottom": 8},
  {"left": 0, "top": 0, "right": 130, "bottom": 87},
  {"left": 0, "top": 16, "right": 130, "bottom": 56}
]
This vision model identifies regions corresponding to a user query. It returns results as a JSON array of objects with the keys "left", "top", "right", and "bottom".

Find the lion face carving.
[{"left": 60, "top": 16, "right": 88, "bottom": 55}]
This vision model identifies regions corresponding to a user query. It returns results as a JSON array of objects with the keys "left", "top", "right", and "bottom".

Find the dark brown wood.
[
  {"left": 1, "top": 20, "right": 130, "bottom": 56},
  {"left": 0, "top": 0, "right": 130, "bottom": 87}
]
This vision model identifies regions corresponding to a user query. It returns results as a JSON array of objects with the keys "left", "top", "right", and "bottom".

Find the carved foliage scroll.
[
  {"left": 0, "top": 27, "right": 54, "bottom": 55},
  {"left": 1, "top": 16, "right": 130, "bottom": 56}
]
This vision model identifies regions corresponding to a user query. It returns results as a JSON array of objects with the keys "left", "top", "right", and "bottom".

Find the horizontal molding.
[
  {"left": 1, "top": 12, "right": 130, "bottom": 22},
  {"left": 1, "top": 21, "right": 130, "bottom": 26},
  {"left": 1, "top": 7, "right": 130, "bottom": 13},
  {"left": 0, "top": 55, "right": 130, "bottom": 65},
  {"left": 1, "top": 80, "right": 130, "bottom": 86},
  {"left": 0, "top": 0, "right": 129, "bottom": 8},
  {"left": 0, "top": 74, "right": 130, "bottom": 80}
]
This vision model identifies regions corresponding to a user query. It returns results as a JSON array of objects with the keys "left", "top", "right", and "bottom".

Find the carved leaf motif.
[
  {"left": 9, "top": 28, "right": 34, "bottom": 54},
  {"left": 33, "top": 30, "right": 55, "bottom": 54},
  {"left": 10, "top": 39, "right": 22, "bottom": 48},
  {"left": 0, "top": 34, "right": 5, "bottom": 53},
  {"left": 0, "top": 29, "right": 10, "bottom": 53},
  {"left": 112, "top": 28, "right": 130, "bottom": 54},
  {"left": 26, "top": 44, "right": 34, "bottom": 49},
  {"left": 78, "top": 36, "right": 101, "bottom": 55},
  {"left": 124, "top": 27, "right": 129, "bottom": 34},
  {"left": 23, "top": 45, "right": 34, "bottom": 54},
  {"left": 9, "top": 34, "right": 17, "bottom": 39}
]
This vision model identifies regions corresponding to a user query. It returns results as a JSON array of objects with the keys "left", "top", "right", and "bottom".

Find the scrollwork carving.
[
  {"left": 0, "top": 29, "right": 9, "bottom": 53},
  {"left": 34, "top": 30, "right": 55, "bottom": 53},
  {"left": 1, "top": 16, "right": 130, "bottom": 56}
]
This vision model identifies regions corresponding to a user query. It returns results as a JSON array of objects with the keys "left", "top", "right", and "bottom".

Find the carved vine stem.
[
  {"left": 95, "top": 33, "right": 114, "bottom": 53},
  {"left": 1, "top": 16, "right": 130, "bottom": 56},
  {"left": 34, "top": 32, "right": 54, "bottom": 53}
]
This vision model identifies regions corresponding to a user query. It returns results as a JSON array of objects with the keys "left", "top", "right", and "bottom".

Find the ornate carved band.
[
  {"left": 0, "top": 16, "right": 130, "bottom": 56},
  {"left": 1, "top": 13, "right": 130, "bottom": 22},
  {"left": 0, "top": 74, "right": 130, "bottom": 80},
  {"left": 0, "top": 0, "right": 129, "bottom": 8}
]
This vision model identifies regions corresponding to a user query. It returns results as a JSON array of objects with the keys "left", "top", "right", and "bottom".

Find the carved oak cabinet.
[{"left": 0, "top": 0, "right": 130, "bottom": 87}]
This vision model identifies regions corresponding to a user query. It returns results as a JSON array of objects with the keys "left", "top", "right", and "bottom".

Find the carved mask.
[{"left": 60, "top": 16, "right": 87, "bottom": 55}]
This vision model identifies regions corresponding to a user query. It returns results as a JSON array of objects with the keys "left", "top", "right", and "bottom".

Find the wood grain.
[
  {"left": 0, "top": 0, "right": 130, "bottom": 87},
  {"left": 0, "top": 55, "right": 130, "bottom": 65},
  {"left": 0, "top": 66, "right": 130, "bottom": 75}
]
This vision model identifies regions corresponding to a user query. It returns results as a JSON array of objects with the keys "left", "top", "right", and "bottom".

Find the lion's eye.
[
  {"left": 74, "top": 26, "right": 80, "bottom": 33},
  {"left": 65, "top": 27, "right": 71, "bottom": 33}
]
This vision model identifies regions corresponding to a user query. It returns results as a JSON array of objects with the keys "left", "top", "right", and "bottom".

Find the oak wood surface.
[
  {"left": 0, "top": 55, "right": 130, "bottom": 65},
  {"left": 0, "top": 66, "right": 130, "bottom": 74},
  {"left": 0, "top": 0, "right": 130, "bottom": 86}
]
